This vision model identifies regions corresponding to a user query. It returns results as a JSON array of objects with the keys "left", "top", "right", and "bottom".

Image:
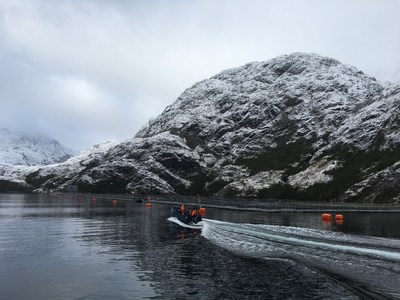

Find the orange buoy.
[
  {"left": 335, "top": 214, "right": 344, "bottom": 222},
  {"left": 112, "top": 199, "right": 118, "bottom": 206},
  {"left": 322, "top": 213, "right": 332, "bottom": 221},
  {"left": 199, "top": 207, "right": 206, "bottom": 216},
  {"left": 145, "top": 203, "right": 152, "bottom": 207}
]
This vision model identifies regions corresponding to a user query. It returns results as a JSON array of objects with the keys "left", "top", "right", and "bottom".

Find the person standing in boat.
[
  {"left": 180, "top": 203, "right": 185, "bottom": 215},
  {"left": 191, "top": 209, "right": 197, "bottom": 217}
]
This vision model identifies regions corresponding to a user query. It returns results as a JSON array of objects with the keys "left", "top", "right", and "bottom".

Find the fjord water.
[{"left": 1, "top": 194, "right": 400, "bottom": 299}]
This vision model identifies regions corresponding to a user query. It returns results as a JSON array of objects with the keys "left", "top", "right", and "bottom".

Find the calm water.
[{"left": 1, "top": 194, "right": 400, "bottom": 300}]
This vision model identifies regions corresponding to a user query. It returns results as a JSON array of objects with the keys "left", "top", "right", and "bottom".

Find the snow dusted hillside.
[
  {"left": 0, "top": 140, "right": 118, "bottom": 191},
  {"left": 0, "top": 129, "right": 75, "bottom": 166},
  {"left": 2, "top": 53, "right": 400, "bottom": 202}
]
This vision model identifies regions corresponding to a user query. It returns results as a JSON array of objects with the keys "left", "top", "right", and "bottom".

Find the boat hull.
[
  {"left": 167, "top": 216, "right": 203, "bottom": 229},
  {"left": 169, "top": 207, "right": 203, "bottom": 228}
]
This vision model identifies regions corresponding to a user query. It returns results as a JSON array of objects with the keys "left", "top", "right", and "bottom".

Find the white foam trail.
[
  {"left": 204, "top": 220, "right": 400, "bottom": 262},
  {"left": 202, "top": 219, "right": 400, "bottom": 261},
  {"left": 201, "top": 219, "right": 400, "bottom": 297},
  {"left": 167, "top": 217, "right": 203, "bottom": 229}
]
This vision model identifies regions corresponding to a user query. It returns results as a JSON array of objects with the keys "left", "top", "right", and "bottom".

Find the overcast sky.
[{"left": 0, "top": 0, "right": 399, "bottom": 151}]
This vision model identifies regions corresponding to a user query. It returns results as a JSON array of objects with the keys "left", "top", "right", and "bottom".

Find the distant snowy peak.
[{"left": 0, "top": 129, "right": 75, "bottom": 166}]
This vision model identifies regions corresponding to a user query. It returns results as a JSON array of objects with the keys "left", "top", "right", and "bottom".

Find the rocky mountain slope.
[
  {"left": 0, "top": 129, "right": 75, "bottom": 166},
  {"left": 0, "top": 140, "right": 117, "bottom": 192},
  {"left": 3, "top": 53, "right": 400, "bottom": 203}
]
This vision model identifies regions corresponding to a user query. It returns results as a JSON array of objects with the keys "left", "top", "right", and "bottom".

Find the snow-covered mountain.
[
  {"left": 0, "top": 129, "right": 75, "bottom": 166},
  {"left": 2, "top": 53, "right": 400, "bottom": 202},
  {"left": 0, "top": 140, "right": 118, "bottom": 191}
]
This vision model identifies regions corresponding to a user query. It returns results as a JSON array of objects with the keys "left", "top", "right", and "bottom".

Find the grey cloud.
[{"left": 0, "top": 0, "right": 399, "bottom": 150}]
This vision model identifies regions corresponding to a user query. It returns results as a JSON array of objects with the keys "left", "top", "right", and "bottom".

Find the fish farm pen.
[{"left": 49, "top": 193, "right": 400, "bottom": 213}]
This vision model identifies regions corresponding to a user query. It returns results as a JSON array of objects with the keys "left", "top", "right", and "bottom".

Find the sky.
[{"left": 0, "top": 0, "right": 399, "bottom": 151}]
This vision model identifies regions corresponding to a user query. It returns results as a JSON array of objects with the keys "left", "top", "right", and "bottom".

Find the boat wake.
[
  {"left": 167, "top": 217, "right": 204, "bottom": 229},
  {"left": 202, "top": 219, "right": 400, "bottom": 299}
]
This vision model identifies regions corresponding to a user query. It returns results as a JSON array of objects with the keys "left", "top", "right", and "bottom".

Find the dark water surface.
[{"left": 1, "top": 194, "right": 399, "bottom": 299}]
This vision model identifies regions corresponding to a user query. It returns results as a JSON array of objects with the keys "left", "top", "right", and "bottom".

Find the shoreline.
[{"left": 39, "top": 193, "right": 400, "bottom": 213}]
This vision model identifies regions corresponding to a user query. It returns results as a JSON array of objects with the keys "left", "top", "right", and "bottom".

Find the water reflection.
[{"left": 1, "top": 194, "right": 399, "bottom": 300}]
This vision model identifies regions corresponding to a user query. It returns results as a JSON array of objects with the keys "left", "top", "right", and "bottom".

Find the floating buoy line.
[{"left": 322, "top": 213, "right": 344, "bottom": 223}]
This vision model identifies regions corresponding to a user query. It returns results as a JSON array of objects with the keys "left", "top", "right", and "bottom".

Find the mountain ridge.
[{"left": 2, "top": 53, "right": 399, "bottom": 202}]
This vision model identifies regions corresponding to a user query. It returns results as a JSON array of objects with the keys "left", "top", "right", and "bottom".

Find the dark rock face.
[{"left": 9, "top": 53, "right": 400, "bottom": 203}]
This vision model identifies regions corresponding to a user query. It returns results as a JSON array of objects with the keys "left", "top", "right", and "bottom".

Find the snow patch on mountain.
[
  {"left": 0, "top": 165, "right": 38, "bottom": 184},
  {"left": 289, "top": 158, "right": 340, "bottom": 188},
  {"left": 222, "top": 170, "right": 284, "bottom": 196}
]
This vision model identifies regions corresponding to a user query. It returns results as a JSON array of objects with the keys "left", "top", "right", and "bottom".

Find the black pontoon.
[{"left": 169, "top": 207, "right": 203, "bottom": 228}]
